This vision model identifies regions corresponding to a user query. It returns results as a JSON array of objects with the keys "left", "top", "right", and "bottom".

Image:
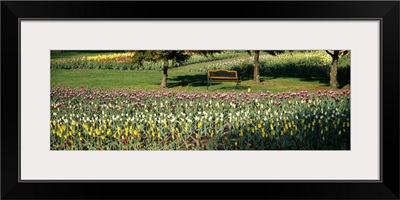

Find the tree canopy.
[{"left": 131, "top": 50, "right": 220, "bottom": 88}]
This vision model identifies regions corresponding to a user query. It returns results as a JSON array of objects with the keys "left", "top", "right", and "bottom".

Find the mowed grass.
[
  {"left": 51, "top": 69, "right": 163, "bottom": 90},
  {"left": 51, "top": 69, "right": 341, "bottom": 93}
]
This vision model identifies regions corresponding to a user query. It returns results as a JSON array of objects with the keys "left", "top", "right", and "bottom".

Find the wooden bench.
[{"left": 207, "top": 69, "right": 241, "bottom": 88}]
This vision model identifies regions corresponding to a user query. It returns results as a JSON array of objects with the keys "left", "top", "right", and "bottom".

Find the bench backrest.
[{"left": 207, "top": 70, "right": 239, "bottom": 80}]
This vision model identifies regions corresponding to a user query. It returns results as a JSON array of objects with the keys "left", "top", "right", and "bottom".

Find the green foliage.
[
  {"left": 131, "top": 50, "right": 190, "bottom": 65},
  {"left": 50, "top": 51, "right": 236, "bottom": 70}
]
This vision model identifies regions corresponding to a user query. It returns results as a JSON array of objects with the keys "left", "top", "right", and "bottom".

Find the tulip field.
[{"left": 50, "top": 86, "right": 350, "bottom": 150}]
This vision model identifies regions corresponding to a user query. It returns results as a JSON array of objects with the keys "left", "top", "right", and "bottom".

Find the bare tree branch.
[
  {"left": 326, "top": 50, "right": 334, "bottom": 57},
  {"left": 340, "top": 50, "right": 349, "bottom": 58}
]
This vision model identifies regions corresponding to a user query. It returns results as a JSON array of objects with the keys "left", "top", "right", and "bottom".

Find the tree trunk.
[
  {"left": 254, "top": 50, "right": 260, "bottom": 83},
  {"left": 329, "top": 51, "right": 339, "bottom": 89},
  {"left": 161, "top": 58, "right": 168, "bottom": 88}
]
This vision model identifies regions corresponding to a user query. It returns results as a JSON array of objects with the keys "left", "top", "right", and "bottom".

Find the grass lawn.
[{"left": 51, "top": 69, "right": 347, "bottom": 93}]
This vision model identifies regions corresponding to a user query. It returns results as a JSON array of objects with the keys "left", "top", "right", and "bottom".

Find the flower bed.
[{"left": 50, "top": 86, "right": 350, "bottom": 150}]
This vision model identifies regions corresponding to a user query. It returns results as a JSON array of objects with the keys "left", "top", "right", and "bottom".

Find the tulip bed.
[{"left": 50, "top": 86, "right": 350, "bottom": 150}]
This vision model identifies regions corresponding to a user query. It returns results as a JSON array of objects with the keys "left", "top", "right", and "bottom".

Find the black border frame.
[
  {"left": 17, "top": 18, "right": 383, "bottom": 183},
  {"left": 2, "top": 1, "right": 399, "bottom": 199}
]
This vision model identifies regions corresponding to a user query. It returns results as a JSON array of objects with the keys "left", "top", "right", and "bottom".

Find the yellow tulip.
[
  {"left": 185, "top": 123, "right": 189, "bottom": 132},
  {"left": 197, "top": 122, "right": 202, "bottom": 129},
  {"left": 134, "top": 130, "right": 139, "bottom": 137}
]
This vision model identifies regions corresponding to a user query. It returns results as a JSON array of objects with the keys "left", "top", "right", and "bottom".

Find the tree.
[
  {"left": 325, "top": 50, "right": 349, "bottom": 89},
  {"left": 248, "top": 50, "right": 284, "bottom": 83},
  {"left": 253, "top": 50, "right": 260, "bottom": 83},
  {"left": 132, "top": 50, "right": 220, "bottom": 88}
]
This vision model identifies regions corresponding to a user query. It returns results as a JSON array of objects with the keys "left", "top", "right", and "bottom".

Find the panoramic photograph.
[{"left": 50, "top": 50, "right": 351, "bottom": 150}]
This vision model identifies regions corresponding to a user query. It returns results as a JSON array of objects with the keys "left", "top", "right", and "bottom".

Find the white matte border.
[{"left": 20, "top": 20, "right": 380, "bottom": 180}]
